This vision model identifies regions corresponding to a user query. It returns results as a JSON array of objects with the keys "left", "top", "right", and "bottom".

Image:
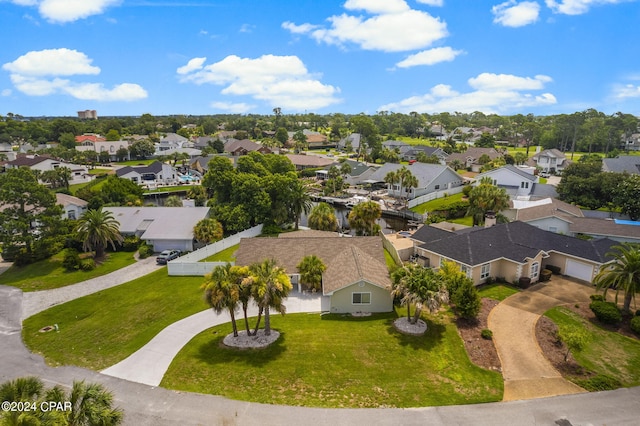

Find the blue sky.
[{"left": 1, "top": 0, "right": 639, "bottom": 117}]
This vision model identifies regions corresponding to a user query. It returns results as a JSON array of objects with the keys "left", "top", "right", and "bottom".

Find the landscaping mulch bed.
[{"left": 456, "top": 298, "right": 501, "bottom": 372}]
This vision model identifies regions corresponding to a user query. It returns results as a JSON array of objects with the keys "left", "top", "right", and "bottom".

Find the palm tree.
[
  {"left": 249, "top": 258, "right": 292, "bottom": 336},
  {"left": 289, "top": 180, "right": 312, "bottom": 230},
  {"left": 297, "top": 255, "right": 326, "bottom": 292},
  {"left": 308, "top": 202, "right": 338, "bottom": 231},
  {"left": 390, "top": 264, "right": 448, "bottom": 324},
  {"left": 164, "top": 195, "right": 183, "bottom": 207},
  {"left": 54, "top": 380, "right": 123, "bottom": 426},
  {"left": 193, "top": 218, "right": 223, "bottom": 244},
  {"left": 594, "top": 243, "right": 640, "bottom": 312},
  {"left": 202, "top": 263, "right": 243, "bottom": 337},
  {"left": 348, "top": 200, "right": 381, "bottom": 236},
  {"left": 76, "top": 208, "right": 123, "bottom": 259},
  {"left": 466, "top": 180, "right": 510, "bottom": 226},
  {"left": 384, "top": 166, "right": 418, "bottom": 210},
  {"left": 0, "top": 376, "right": 43, "bottom": 425}
]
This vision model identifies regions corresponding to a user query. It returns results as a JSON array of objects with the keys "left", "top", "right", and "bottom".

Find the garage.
[{"left": 565, "top": 259, "right": 594, "bottom": 282}]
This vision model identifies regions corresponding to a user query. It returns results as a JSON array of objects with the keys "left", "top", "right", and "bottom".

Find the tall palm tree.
[
  {"left": 348, "top": 200, "right": 381, "bottom": 236},
  {"left": 54, "top": 380, "right": 123, "bottom": 426},
  {"left": 202, "top": 263, "right": 244, "bottom": 337},
  {"left": 390, "top": 264, "right": 448, "bottom": 324},
  {"left": 594, "top": 243, "right": 640, "bottom": 312},
  {"left": 297, "top": 255, "right": 326, "bottom": 292},
  {"left": 250, "top": 258, "right": 292, "bottom": 336},
  {"left": 289, "top": 181, "right": 312, "bottom": 230},
  {"left": 0, "top": 376, "right": 43, "bottom": 426},
  {"left": 76, "top": 208, "right": 123, "bottom": 259},
  {"left": 466, "top": 180, "right": 510, "bottom": 226},
  {"left": 308, "top": 202, "right": 338, "bottom": 232}
]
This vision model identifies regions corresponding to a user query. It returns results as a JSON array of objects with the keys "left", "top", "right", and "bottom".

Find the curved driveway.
[{"left": 489, "top": 278, "right": 595, "bottom": 401}]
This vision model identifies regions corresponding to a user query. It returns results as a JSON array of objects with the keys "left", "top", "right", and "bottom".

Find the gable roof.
[
  {"left": 446, "top": 147, "right": 502, "bottom": 165},
  {"left": 513, "top": 198, "right": 583, "bottom": 222},
  {"left": 602, "top": 156, "right": 640, "bottom": 174},
  {"left": 116, "top": 161, "right": 165, "bottom": 177},
  {"left": 7, "top": 155, "right": 52, "bottom": 167},
  {"left": 532, "top": 148, "right": 566, "bottom": 159},
  {"left": 418, "top": 221, "right": 616, "bottom": 266},
  {"left": 235, "top": 236, "right": 390, "bottom": 292},
  {"left": 56, "top": 193, "right": 88, "bottom": 208},
  {"left": 285, "top": 154, "right": 336, "bottom": 168},
  {"left": 479, "top": 165, "right": 537, "bottom": 181},
  {"left": 224, "top": 139, "right": 270, "bottom": 154},
  {"left": 104, "top": 206, "right": 210, "bottom": 241},
  {"left": 368, "top": 163, "right": 460, "bottom": 188},
  {"left": 569, "top": 217, "right": 640, "bottom": 240}
]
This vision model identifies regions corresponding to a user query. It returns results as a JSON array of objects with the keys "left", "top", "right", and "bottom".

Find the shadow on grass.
[
  {"left": 386, "top": 317, "right": 447, "bottom": 351},
  {"left": 195, "top": 330, "right": 287, "bottom": 367}
]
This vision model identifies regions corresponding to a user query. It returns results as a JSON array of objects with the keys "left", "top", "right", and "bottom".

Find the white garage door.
[{"left": 565, "top": 259, "right": 594, "bottom": 282}]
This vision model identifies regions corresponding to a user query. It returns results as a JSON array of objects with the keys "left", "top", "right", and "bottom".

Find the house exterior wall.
[
  {"left": 478, "top": 168, "right": 535, "bottom": 195},
  {"left": 329, "top": 281, "right": 392, "bottom": 314},
  {"left": 543, "top": 251, "right": 603, "bottom": 282},
  {"left": 62, "top": 203, "right": 87, "bottom": 220},
  {"left": 146, "top": 238, "right": 194, "bottom": 253},
  {"left": 406, "top": 169, "right": 464, "bottom": 199},
  {"left": 525, "top": 217, "right": 572, "bottom": 234}
]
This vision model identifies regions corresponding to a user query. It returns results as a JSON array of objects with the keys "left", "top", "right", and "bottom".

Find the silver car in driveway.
[{"left": 156, "top": 249, "right": 181, "bottom": 264}]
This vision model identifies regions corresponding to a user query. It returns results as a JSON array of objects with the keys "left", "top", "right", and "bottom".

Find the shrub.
[
  {"left": 462, "top": 185, "right": 472, "bottom": 197},
  {"left": 452, "top": 280, "right": 481, "bottom": 320},
  {"left": 138, "top": 243, "right": 154, "bottom": 259},
  {"left": 261, "top": 224, "right": 283, "bottom": 235},
  {"left": 481, "top": 329, "right": 493, "bottom": 340},
  {"left": 635, "top": 309, "right": 640, "bottom": 317},
  {"left": 589, "top": 301, "right": 622, "bottom": 324},
  {"left": 80, "top": 258, "right": 96, "bottom": 271},
  {"left": 62, "top": 249, "right": 81, "bottom": 271},
  {"left": 589, "top": 294, "right": 605, "bottom": 302},
  {"left": 631, "top": 316, "right": 640, "bottom": 335},
  {"left": 121, "top": 235, "right": 141, "bottom": 252}
]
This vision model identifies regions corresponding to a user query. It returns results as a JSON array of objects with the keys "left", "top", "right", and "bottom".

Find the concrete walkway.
[
  {"left": 21, "top": 255, "right": 162, "bottom": 320},
  {"left": 489, "top": 277, "right": 595, "bottom": 401},
  {"left": 101, "top": 293, "right": 323, "bottom": 386}
]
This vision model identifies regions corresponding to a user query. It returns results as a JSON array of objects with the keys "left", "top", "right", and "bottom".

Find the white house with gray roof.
[
  {"left": 368, "top": 163, "right": 464, "bottom": 200},
  {"left": 475, "top": 165, "right": 538, "bottom": 199}
]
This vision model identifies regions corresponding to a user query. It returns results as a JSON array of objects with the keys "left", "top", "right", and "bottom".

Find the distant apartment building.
[{"left": 77, "top": 110, "right": 97, "bottom": 119}]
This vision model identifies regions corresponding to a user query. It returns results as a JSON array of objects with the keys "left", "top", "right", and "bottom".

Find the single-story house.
[
  {"left": 5, "top": 155, "right": 92, "bottom": 185},
  {"left": 288, "top": 130, "right": 329, "bottom": 149},
  {"left": 569, "top": 217, "right": 640, "bottom": 244},
  {"left": 475, "top": 165, "right": 538, "bottom": 199},
  {"left": 116, "top": 161, "right": 178, "bottom": 185},
  {"left": 602, "top": 156, "right": 640, "bottom": 175},
  {"left": 56, "top": 193, "right": 88, "bottom": 220},
  {"left": 527, "top": 149, "right": 570, "bottom": 174},
  {"left": 504, "top": 198, "right": 583, "bottom": 234},
  {"left": 337, "top": 133, "right": 361, "bottom": 152},
  {"left": 402, "top": 146, "right": 448, "bottom": 163},
  {"left": 104, "top": 206, "right": 210, "bottom": 252},
  {"left": 235, "top": 233, "right": 393, "bottom": 314},
  {"left": 224, "top": 139, "right": 272, "bottom": 156},
  {"left": 285, "top": 154, "right": 336, "bottom": 170},
  {"left": 410, "top": 221, "right": 616, "bottom": 285},
  {"left": 368, "top": 163, "right": 464, "bottom": 200},
  {"left": 342, "top": 160, "right": 378, "bottom": 186},
  {"left": 446, "top": 147, "right": 503, "bottom": 172}
]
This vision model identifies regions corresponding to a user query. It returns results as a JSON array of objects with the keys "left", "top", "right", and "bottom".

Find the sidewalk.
[
  {"left": 101, "top": 293, "right": 323, "bottom": 386},
  {"left": 21, "top": 255, "right": 163, "bottom": 320}
]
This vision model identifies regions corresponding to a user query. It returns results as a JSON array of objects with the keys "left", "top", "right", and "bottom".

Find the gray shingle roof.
[
  {"left": 602, "top": 156, "right": 640, "bottom": 174},
  {"left": 368, "top": 163, "right": 455, "bottom": 187}
]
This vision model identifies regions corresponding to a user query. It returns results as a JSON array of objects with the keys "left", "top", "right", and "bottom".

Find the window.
[
  {"left": 460, "top": 264, "right": 472, "bottom": 278},
  {"left": 480, "top": 263, "right": 490, "bottom": 280},
  {"left": 435, "top": 184, "right": 440, "bottom": 190},
  {"left": 530, "top": 262, "right": 539, "bottom": 278},
  {"left": 352, "top": 292, "right": 371, "bottom": 305},
  {"left": 68, "top": 210, "right": 76, "bottom": 220},
  {"left": 549, "top": 226, "right": 557, "bottom": 233},
  {"left": 520, "top": 181, "right": 529, "bottom": 189}
]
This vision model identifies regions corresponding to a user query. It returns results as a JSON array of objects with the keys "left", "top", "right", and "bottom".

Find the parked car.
[{"left": 156, "top": 249, "right": 181, "bottom": 264}]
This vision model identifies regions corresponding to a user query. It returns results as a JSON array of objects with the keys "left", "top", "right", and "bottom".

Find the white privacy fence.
[
  {"left": 167, "top": 224, "right": 263, "bottom": 276},
  {"left": 407, "top": 186, "right": 465, "bottom": 209}
]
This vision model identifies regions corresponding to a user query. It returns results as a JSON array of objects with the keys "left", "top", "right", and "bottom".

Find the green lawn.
[
  {"left": 545, "top": 307, "right": 640, "bottom": 390},
  {"left": 22, "top": 269, "right": 206, "bottom": 370},
  {"left": 1, "top": 250, "right": 137, "bottom": 292},
  {"left": 142, "top": 186, "right": 191, "bottom": 194},
  {"left": 201, "top": 244, "right": 239, "bottom": 262},
  {"left": 117, "top": 159, "right": 157, "bottom": 166},
  {"left": 410, "top": 192, "right": 466, "bottom": 215},
  {"left": 69, "top": 177, "right": 107, "bottom": 195},
  {"left": 88, "top": 168, "right": 114, "bottom": 175},
  {"left": 477, "top": 283, "right": 520, "bottom": 301},
  {"left": 161, "top": 309, "right": 503, "bottom": 408}
]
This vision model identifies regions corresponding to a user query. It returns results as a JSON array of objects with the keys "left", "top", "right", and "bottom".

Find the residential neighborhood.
[{"left": 1, "top": 111, "right": 640, "bottom": 424}]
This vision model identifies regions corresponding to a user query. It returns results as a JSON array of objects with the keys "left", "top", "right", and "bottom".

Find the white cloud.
[
  {"left": 545, "top": 0, "right": 635, "bottom": 15},
  {"left": 283, "top": 3, "right": 447, "bottom": 52},
  {"left": 395, "top": 46, "right": 463, "bottom": 68},
  {"left": 210, "top": 101, "right": 255, "bottom": 113},
  {"left": 176, "top": 57, "right": 206, "bottom": 75},
  {"left": 5, "top": 0, "right": 121, "bottom": 23},
  {"left": 3, "top": 48, "right": 147, "bottom": 101},
  {"left": 611, "top": 83, "right": 640, "bottom": 100},
  {"left": 492, "top": 1, "right": 540, "bottom": 27},
  {"left": 468, "top": 73, "right": 552, "bottom": 90},
  {"left": 2, "top": 89, "right": 12, "bottom": 97},
  {"left": 2, "top": 48, "right": 101, "bottom": 77},
  {"left": 178, "top": 54, "right": 341, "bottom": 111},
  {"left": 343, "top": 0, "right": 410, "bottom": 14},
  {"left": 417, "top": 0, "right": 444, "bottom": 5},
  {"left": 379, "top": 72, "right": 556, "bottom": 114}
]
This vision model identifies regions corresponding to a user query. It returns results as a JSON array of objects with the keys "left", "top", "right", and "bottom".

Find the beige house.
[
  {"left": 235, "top": 232, "right": 393, "bottom": 314},
  {"left": 410, "top": 221, "right": 616, "bottom": 285}
]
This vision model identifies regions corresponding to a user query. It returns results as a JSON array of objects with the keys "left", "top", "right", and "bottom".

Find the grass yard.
[
  {"left": 161, "top": 310, "right": 503, "bottom": 408},
  {"left": 142, "top": 186, "right": 191, "bottom": 194},
  {"left": 477, "top": 283, "right": 520, "bottom": 301},
  {"left": 1, "top": 250, "right": 136, "bottom": 292},
  {"left": 410, "top": 192, "right": 466, "bottom": 215},
  {"left": 117, "top": 159, "right": 157, "bottom": 166},
  {"left": 69, "top": 176, "right": 107, "bottom": 195},
  {"left": 201, "top": 244, "right": 239, "bottom": 262},
  {"left": 544, "top": 307, "right": 640, "bottom": 389},
  {"left": 22, "top": 269, "right": 206, "bottom": 370}
]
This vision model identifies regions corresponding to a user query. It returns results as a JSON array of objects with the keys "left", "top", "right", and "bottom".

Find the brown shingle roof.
[
  {"left": 515, "top": 198, "right": 583, "bottom": 222},
  {"left": 569, "top": 217, "right": 640, "bottom": 240},
  {"left": 235, "top": 236, "right": 390, "bottom": 292}
]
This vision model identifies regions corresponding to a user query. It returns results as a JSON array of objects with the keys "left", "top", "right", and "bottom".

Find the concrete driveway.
[{"left": 489, "top": 277, "right": 596, "bottom": 401}]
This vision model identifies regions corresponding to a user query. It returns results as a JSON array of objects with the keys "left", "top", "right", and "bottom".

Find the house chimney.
[{"left": 485, "top": 211, "right": 497, "bottom": 228}]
